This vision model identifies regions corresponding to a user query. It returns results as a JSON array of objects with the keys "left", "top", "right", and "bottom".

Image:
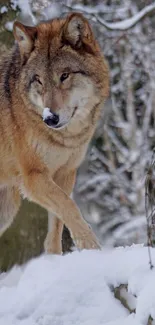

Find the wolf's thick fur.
[{"left": 0, "top": 13, "right": 109, "bottom": 253}]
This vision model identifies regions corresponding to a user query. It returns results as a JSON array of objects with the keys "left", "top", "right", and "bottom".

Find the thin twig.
[{"left": 145, "top": 184, "right": 153, "bottom": 269}]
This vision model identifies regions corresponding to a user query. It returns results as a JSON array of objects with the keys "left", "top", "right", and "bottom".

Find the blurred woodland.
[{"left": 0, "top": 0, "right": 155, "bottom": 270}]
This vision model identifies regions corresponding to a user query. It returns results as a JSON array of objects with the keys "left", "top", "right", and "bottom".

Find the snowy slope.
[{"left": 0, "top": 246, "right": 155, "bottom": 325}]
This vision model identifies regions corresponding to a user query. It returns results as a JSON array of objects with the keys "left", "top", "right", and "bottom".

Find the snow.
[
  {"left": 17, "top": 0, "right": 36, "bottom": 25},
  {"left": 5, "top": 21, "right": 14, "bottom": 32},
  {"left": 0, "top": 246, "right": 155, "bottom": 325},
  {"left": 42, "top": 107, "right": 52, "bottom": 121},
  {"left": 0, "top": 6, "right": 8, "bottom": 14},
  {"left": 42, "top": 3, "right": 61, "bottom": 20},
  {"left": 11, "top": 0, "right": 36, "bottom": 25}
]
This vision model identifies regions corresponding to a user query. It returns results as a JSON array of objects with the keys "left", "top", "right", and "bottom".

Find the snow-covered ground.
[{"left": 0, "top": 246, "right": 155, "bottom": 325}]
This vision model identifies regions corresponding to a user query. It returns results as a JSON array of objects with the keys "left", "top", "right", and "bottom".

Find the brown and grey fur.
[{"left": 0, "top": 13, "right": 109, "bottom": 254}]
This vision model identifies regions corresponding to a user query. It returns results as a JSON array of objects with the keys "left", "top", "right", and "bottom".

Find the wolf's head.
[{"left": 13, "top": 13, "right": 109, "bottom": 130}]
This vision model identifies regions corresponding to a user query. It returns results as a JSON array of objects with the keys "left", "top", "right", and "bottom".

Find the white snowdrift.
[{"left": 0, "top": 246, "right": 155, "bottom": 325}]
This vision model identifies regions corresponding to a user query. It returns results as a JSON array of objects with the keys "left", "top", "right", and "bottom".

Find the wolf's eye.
[
  {"left": 60, "top": 72, "right": 69, "bottom": 82},
  {"left": 31, "top": 75, "right": 42, "bottom": 85},
  {"left": 35, "top": 75, "right": 42, "bottom": 85}
]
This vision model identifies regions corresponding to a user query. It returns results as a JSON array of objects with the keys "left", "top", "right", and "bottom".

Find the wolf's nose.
[{"left": 44, "top": 113, "right": 59, "bottom": 127}]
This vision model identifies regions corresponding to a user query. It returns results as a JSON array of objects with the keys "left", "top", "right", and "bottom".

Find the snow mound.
[{"left": 0, "top": 246, "right": 155, "bottom": 325}]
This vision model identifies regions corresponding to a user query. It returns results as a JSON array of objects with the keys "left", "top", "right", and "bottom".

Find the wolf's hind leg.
[{"left": 0, "top": 187, "right": 21, "bottom": 237}]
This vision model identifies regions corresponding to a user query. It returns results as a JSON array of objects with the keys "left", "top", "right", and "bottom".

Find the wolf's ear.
[
  {"left": 62, "top": 13, "right": 95, "bottom": 54},
  {"left": 13, "top": 21, "right": 37, "bottom": 58}
]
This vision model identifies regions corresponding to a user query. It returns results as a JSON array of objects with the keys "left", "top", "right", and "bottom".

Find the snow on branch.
[
  {"left": 95, "top": 3, "right": 155, "bottom": 31},
  {"left": 64, "top": 3, "right": 155, "bottom": 31}
]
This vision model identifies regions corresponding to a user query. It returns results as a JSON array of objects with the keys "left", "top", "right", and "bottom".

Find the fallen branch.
[{"left": 113, "top": 284, "right": 136, "bottom": 313}]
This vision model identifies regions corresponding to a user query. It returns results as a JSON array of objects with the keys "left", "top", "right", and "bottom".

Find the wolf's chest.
[
  {"left": 31, "top": 138, "right": 86, "bottom": 174},
  {"left": 35, "top": 142, "right": 69, "bottom": 170}
]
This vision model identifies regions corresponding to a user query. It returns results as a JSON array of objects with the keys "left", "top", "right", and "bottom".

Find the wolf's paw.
[
  {"left": 73, "top": 230, "right": 101, "bottom": 251},
  {"left": 44, "top": 233, "right": 62, "bottom": 255}
]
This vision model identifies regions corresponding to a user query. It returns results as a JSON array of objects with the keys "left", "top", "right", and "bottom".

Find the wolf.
[{"left": 0, "top": 13, "right": 109, "bottom": 254}]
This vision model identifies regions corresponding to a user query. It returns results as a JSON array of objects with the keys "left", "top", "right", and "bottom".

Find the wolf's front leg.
[
  {"left": 44, "top": 169, "right": 76, "bottom": 255},
  {"left": 44, "top": 213, "right": 63, "bottom": 254},
  {"left": 24, "top": 169, "right": 100, "bottom": 252}
]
